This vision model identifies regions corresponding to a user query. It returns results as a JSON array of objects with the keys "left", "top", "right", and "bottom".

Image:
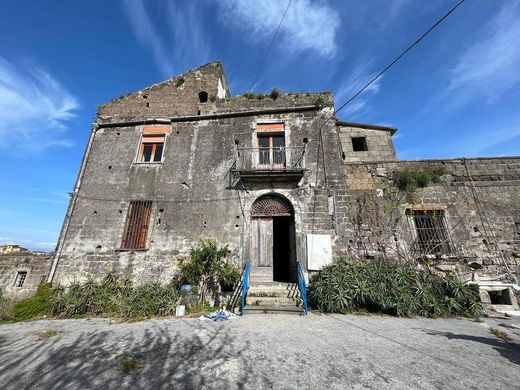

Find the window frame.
[
  {"left": 407, "top": 208, "right": 452, "bottom": 256},
  {"left": 135, "top": 133, "right": 167, "bottom": 164},
  {"left": 13, "top": 271, "right": 27, "bottom": 288}
]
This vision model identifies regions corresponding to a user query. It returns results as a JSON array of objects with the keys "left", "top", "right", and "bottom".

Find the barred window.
[
  {"left": 121, "top": 201, "right": 152, "bottom": 249},
  {"left": 407, "top": 209, "right": 451, "bottom": 255},
  {"left": 14, "top": 271, "right": 27, "bottom": 287}
]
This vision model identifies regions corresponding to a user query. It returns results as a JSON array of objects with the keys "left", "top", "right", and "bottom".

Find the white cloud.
[
  {"left": 446, "top": 2, "right": 520, "bottom": 107},
  {"left": 0, "top": 57, "right": 79, "bottom": 151},
  {"left": 333, "top": 62, "right": 382, "bottom": 119},
  {"left": 122, "top": 0, "right": 212, "bottom": 77},
  {"left": 214, "top": 0, "right": 340, "bottom": 58}
]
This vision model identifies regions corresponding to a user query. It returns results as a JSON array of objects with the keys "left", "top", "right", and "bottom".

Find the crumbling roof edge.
[
  {"left": 336, "top": 120, "right": 398, "bottom": 135},
  {"left": 97, "top": 60, "right": 225, "bottom": 109},
  {"left": 95, "top": 105, "right": 321, "bottom": 128},
  {"left": 343, "top": 156, "right": 520, "bottom": 165}
]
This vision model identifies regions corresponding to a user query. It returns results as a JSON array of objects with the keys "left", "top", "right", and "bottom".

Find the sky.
[{"left": 0, "top": 0, "right": 519, "bottom": 251}]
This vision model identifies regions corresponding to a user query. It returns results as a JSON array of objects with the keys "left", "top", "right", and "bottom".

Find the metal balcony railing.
[{"left": 235, "top": 146, "right": 305, "bottom": 171}]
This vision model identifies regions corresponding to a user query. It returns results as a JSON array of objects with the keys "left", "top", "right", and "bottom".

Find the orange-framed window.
[
  {"left": 139, "top": 135, "right": 165, "bottom": 162},
  {"left": 137, "top": 125, "right": 170, "bottom": 163}
]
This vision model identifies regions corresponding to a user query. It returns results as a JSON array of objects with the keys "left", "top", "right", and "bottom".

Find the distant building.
[{"left": 0, "top": 244, "right": 29, "bottom": 255}]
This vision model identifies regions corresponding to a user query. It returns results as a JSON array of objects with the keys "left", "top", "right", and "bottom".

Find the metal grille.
[
  {"left": 14, "top": 271, "right": 27, "bottom": 287},
  {"left": 121, "top": 201, "right": 152, "bottom": 249},
  {"left": 252, "top": 195, "right": 293, "bottom": 217},
  {"left": 408, "top": 210, "right": 451, "bottom": 255}
]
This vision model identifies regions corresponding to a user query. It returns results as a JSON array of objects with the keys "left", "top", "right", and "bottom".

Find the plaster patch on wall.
[{"left": 307, "top": 234, "right": 332, "bottom": 270}]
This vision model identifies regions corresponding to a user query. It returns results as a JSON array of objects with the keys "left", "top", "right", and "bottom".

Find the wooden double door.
[{"left": 250, "top": 216, "right": 296, "bottom": 283}]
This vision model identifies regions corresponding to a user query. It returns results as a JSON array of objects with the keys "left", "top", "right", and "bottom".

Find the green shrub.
[
  {"left": 122, "top": 283, "right": 178, "bottom": 318},
  {"left": 269, "top": 87, "right": 280, "bottom": 100},
  {"left": 313, "top": 97, "right": 325, "bottom": 108},
  {"left": 308, "top": 260, "right": 481, "bottom": 318},
  {"left": 175, "top": 238, "right": 240, "bottom": 297},
  {"left": 393, "top": 166, "right": 446, "bottom": 192},
  {"left": 243, "top": 92, "right": 255, "bottom": 99},
  {"left": 9, "top": 283, "right": 53, "bottom": 320},
  {"left": 50, "top": 272, "right": 179, "bottom": 319}
]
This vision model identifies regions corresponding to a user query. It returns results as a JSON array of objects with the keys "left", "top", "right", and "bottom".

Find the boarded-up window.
[{"left": 121, "top": 201, "right": 152, "bottom": 249}]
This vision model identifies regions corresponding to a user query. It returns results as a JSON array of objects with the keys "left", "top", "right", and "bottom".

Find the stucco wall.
[{"left": 53, "top": 102, "right": 345, "bottom": 284}]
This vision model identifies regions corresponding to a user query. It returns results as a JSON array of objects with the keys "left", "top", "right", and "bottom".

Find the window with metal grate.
[
  {"left": 121, "top": 201, "right": 152, "bottom": 249},
  {"left": 14, "top": 271, "right": 27, "bottom": 287}
]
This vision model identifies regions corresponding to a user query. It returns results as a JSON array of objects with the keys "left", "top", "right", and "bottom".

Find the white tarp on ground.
[{"left": 307, "top": 234, "right": 332, "bottom": 271}]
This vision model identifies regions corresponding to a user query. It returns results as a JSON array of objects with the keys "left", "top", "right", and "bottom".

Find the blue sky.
[{"left": 1, "top": 0, "right": 519, "bottom": 251}]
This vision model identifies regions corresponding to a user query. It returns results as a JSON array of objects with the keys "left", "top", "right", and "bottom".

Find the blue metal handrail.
[
  {"left": 296, "top": 260, "right": 308, "bottom": 315},
  {"left": 240, "top": 259, "right": 250, "bottom": 316}
]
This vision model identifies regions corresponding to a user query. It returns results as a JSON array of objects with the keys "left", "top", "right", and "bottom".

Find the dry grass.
[
  {"left": 35, "top": 329, "right": 61, "bottom": 340},
  {"left": 116, "top": 354, "right": 143, "bottom": 374},
  {"left": 489, "top": 327, "right": 512, "bottom": 342}
]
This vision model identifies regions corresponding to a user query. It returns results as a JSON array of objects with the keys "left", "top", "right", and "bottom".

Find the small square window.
[
  {"left": 138, "top": 135, "right": 165, "bottom": 162},
  {"left": 14, "top": 271, "right": 27, "bottom": 288},
  {"left": 352, "top": 137, "right": 368, "bottom": 152},
  {"left": 407, "top": 209, "right": 451, "bottom": 255}
]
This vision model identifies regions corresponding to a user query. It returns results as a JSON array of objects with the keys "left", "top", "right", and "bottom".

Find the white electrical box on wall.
[{"left": 306, "top": 234, "right": 333, "bottom": 271}]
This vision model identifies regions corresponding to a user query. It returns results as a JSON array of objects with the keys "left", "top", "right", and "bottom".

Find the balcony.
[{"left": 232, "top": 146, "right": 306, "bottom": 182}]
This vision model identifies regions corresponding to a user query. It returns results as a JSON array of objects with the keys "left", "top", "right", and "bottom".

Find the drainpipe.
[{"left": 47, "top": 123, "right": 99, "bottom": 283}]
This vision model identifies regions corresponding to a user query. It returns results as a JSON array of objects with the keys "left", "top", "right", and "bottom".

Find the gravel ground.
[{"left": 0, "top": 313, "right": 519, "bottom": 389}]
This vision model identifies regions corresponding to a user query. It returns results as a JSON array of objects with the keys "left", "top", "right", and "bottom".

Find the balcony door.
[{"left": 257, "top": 133, "right": 285, "bottom": 169}]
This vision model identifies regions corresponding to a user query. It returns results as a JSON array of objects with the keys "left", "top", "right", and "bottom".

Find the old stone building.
[{"left": 11, "top": 61, "right": 517, "bottom": 309}]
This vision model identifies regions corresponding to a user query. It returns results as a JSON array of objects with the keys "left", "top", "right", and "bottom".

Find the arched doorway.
[{"left": 250, "top": 194, "right": 297, "bottom": 283}]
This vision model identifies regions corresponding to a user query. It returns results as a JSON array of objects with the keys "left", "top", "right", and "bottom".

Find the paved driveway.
[{"left": 0, "top": 313, "right": 519, "bottom": 389}]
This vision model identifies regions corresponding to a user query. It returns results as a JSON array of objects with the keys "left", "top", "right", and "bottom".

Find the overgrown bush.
[
  {"left": 8, "top": 283, "right": 53, "bottom": 321},
  {"left": 269, "top": 87, "right": 280, "bottom": 100},
  {"left": 174, "top": 238, "right": 240, "bottom": 298},
  {"left": 393, "top": 167, "right": 445, "bottom": 192},
  {"left": 50, "top": 272, "right": 179, "bottom": 319},
  {"left": 308, "top": 260, "right": 481, "bottom": 318}
]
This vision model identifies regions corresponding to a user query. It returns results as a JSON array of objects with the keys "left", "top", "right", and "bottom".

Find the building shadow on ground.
[
  {"left": 0, "top": 320, "right": 257, "bottom": 389},
  {"left": 423, "top": 329, "right": 520, "bottom": 365}
]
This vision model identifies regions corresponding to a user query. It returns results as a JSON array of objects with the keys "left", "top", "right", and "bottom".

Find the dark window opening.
[
  {"left": 121, "top": 201, "right": 152, "bottom": 249},
  {"left": 138, "top": 135, "right": 164, "bottom": 162},
  {"left": 198, "top": 91, "right": 208, "bottom": 103},
  {"left": 489, "top": 289, "right": 512, "bottom": 305},
  {"left": 14, "top": 271, "right": 27, "bottom": 287},
  {"left": 408, "top": 209, "right": 451, "bottom": 255},
  {"left": 352, "top": 137, "right": 368, "bottom": 152}
]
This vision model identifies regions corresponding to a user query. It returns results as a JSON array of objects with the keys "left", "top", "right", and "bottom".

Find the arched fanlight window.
[{"left": 251, "top": 194, "right": 293, "bottom": 217}]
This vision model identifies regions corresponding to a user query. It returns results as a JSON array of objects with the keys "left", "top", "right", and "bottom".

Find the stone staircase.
[{"left": 244, "top": 282, "right": 305, "bottom": 314}]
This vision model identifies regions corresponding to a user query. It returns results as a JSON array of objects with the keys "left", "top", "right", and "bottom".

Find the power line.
[
  {"left": 324, "top": 0, "right": 466, "bottom": 128},
  {"left": 248, "top": 0, "right": 293, "bottom": 91},
  {"left": 314, "top": 0, "right": 467, "bottom": 187}
]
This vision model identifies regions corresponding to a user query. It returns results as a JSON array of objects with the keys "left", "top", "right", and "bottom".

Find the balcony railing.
[{"left": 234, "top": 146, "right": 305, "bottom": 172}]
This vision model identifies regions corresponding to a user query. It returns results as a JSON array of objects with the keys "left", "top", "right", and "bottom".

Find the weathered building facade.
[{"left": 38, "top": 61, "right": 519, "bottom": 309}]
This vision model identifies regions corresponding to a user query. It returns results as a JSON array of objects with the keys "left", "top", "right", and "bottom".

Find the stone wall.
[
  {"left": 343, "top": 157, "right": 520, "bottom": 282},
  {"left": 53, "top": 102, "right": 346, "bottom": 284},
  {"left": 338, "top": 124, "right": 396, "bottom": 163},
  {"left": 0, "top": 254, "right": 52, "bottom": 298}
]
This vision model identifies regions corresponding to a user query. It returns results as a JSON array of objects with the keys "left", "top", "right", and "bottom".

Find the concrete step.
[
  {"left": 244, "top": 305, "right": 305, "bottom": 315},
  {"left": 247, "top": 296, "right": 299, "bottom": 306},
  {"left": 248, "top": 288, "right": 300, "bottom": 298}
]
